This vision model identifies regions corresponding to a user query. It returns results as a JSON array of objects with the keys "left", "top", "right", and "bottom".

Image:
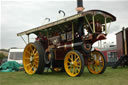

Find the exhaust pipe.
[{"left": 76, "top": 0, "right": 84, "bottom": 13}]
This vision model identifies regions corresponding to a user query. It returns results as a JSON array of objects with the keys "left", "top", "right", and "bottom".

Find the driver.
[
  {"left": 95, "top": 20, "right": 102, "bottom": 33},
  {"left": 86, "top": 20, "right": 102, "bottom": 33}
]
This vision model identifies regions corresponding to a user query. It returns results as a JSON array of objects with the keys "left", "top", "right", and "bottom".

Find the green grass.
[{"left": 0, "top": 67, "right": 128, "bottom": 85}]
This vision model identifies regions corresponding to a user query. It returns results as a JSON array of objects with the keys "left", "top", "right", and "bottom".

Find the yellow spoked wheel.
[
  {"left": 87, "top": 50, "right": 106, "bottom": 74},
  {"left": 23, "top": 41, "right": 45, "bottom": 75},
  {"left": 64, "top": 50, "right": 84, "bottom": 77}
]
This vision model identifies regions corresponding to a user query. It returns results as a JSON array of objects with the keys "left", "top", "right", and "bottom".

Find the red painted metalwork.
[{"left": 101, "top": 50, "right": 117, "bottom": 62}]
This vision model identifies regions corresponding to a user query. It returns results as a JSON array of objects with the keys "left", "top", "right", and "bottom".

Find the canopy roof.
[{"left": 17, "top": 10, "right": 116, "bottom": 36}]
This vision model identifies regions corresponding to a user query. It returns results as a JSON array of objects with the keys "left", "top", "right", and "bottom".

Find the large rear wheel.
[
  {"left": 23, "top": 41, "right": 45, "bottom": 75},
  {"left": 87, "top": 50, "right": 106, "bottom": 74},
  {"left": 64, "top": 50, "right": 84, "bottom": 77}
]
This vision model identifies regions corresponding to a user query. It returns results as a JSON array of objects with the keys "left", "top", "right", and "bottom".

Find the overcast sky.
[{"left": 1, "top": 0, "right": 128, "bottom": 49}]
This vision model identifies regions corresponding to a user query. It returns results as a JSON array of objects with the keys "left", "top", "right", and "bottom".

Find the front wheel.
[
  {"left": 87, "top": 50, "right": 106, "bottom": 74},
  {"left": 23, "top": 41, "right": 45, "bottom": 75},
  {"left": 64, "top": 50, "right": 84, "bottom": 77}
]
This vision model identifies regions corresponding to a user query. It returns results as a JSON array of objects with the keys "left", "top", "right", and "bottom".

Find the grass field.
[{"left": 0, "top": 67, "right": 128, "bottom": 85}]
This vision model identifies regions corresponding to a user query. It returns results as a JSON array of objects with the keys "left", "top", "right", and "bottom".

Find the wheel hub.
[
  {"left": 95, "top": 60, "right": 100, "bottom": 65},
  {"left": 70, "top": 61, "right": 78, "bottom": 67},
  {"left": 71, "top": 62, "right": 74, "bottom": 65},
  {"left": 30, "top": 56, "right": 33, "bottom": 62},
  {"left": 73, "top": 61, "right": 78, "bottom": 67}
]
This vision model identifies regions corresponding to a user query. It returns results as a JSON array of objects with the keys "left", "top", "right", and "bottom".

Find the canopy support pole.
[
  {"left": 92, "top": 15, "right": 95, "bottom": 33},
  {"left": 72, "top": 22, "right": 74, "bottom": 41},
  {"left": 84, "top": 16, "right": 93, "bottom": 33},
  {"left": 20, "top": 36, "right": 27, "bottom": 45},
  {"left": 107, "top": 22, "right": 111, "bottom": 34},
  {"left": 27, "top": 34, "right": 30, "bottom": 43},
  {"left": 72, "top": 22, "right": 74, "bottom": 50},
  {"left": 105, "top": 18, "right": 107, "bottom": 34}
]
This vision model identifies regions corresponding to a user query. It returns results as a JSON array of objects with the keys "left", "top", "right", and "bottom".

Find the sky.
[{"left": 0, "top": 0, "right": 128, "bottom": 49}]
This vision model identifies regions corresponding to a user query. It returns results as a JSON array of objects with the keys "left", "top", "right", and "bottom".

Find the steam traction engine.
[{"left": 17, "top": 0, "right": 116, "bottom": 77}]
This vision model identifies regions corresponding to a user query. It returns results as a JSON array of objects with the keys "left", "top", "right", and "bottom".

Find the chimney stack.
[{"left": 76, "top": 0, "right": 84, "bottom": 13}]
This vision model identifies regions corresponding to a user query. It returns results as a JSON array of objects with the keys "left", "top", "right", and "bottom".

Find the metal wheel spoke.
[
  {"left": 77, "top": 60, "right": 81, "bottom": 63},
  {"left": 68, "top": 64, "right": 72, "bottom": 68},
  {"left": 34, "top": 59, "right": 38, "bottom": 63},
  {"left": 76, "top": 65, "right": 81, "bottom": 68},
  {"left": 71, "top": 54, "right": 73, "bottom": 62},
  {"left": 95, "top": 65, "right": 100, "bottom": 72},
  {"left": 100, "top": 62, "right": 104, "bottom": 66},
  {"left": 34, "top": 55, "right": 39, "bottom": 59},
  {"left": 34, "top": 68, "right": 37, "bottom": 72},
  {"left": 33, "top": 48, "right": 36, "bottom": 54},
  {"left": 94, "top": 65, "right": 97, "bottom": 72},
  {"left": 73, "top": 67, "right": 75, "bottom": 74},
  {"left": 26, "top": 63, "right": 31, "bottom": 68},
  {"left": 74, "top": 67, "right": 77, "bottom": 74},
  {"left": 98, "top": 66, "right": 102, "bottom": 71},
  {"left": 70, "top": 66, "right": 73, "bottom": 73},
  {"left": 75, "top": 61, "right": 80, "bottom": 67},
  {"left": 30, "top": 46, "right": 34, "bottom": 51},
  {"left": 77, "top": 67, "right": 80, "bottom": 72},
  {"left": 99, "top": 64, "right": 103, "bottom": 69},
  {"left": 89, "top": 64, "right": 93, "bottom": 71},
  {"left": 100, "top": 63, "right": 103, "bottom": 66},
  {"left": 76, "top": 61, "right": 80, "bottom": 67},
  {"left": 29, "top": 67, "right": 33, "bottom": 72},
  {"left": 33, "top": 62, "right": 38, "bottom": 68},
  {"left": 92, "top": 64, "right": 95, "bottom": 71},
  {"left": 33, "top": 49, "right": 37, "bottom": 55},
  {"left": 34, "top": 63, "right": 38, "bottom": 68},
  {"left": 75, "top": 57, "right": 79, "bottom": 61},
  {"left": 34, "top": 51, "right": 38, "bottom": 56},
  {"left": 26, "top": 50, "right": 31, "bottom": 55},
  {"left": 25, "top": 58, "right": 30, "bottom": 60},
  {"left": 74, "top": 55, "right": 77, "bottom": 60},
  {"left": 70, "top": 67, "right": 73, "bottom": 73},
  {"left": 67, "top": 60, "right": 71, "bottom": 64}
]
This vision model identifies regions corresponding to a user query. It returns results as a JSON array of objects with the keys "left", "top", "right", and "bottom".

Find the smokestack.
[{"left": 76, "top": 0, "right": 84, "bottom": 13}]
